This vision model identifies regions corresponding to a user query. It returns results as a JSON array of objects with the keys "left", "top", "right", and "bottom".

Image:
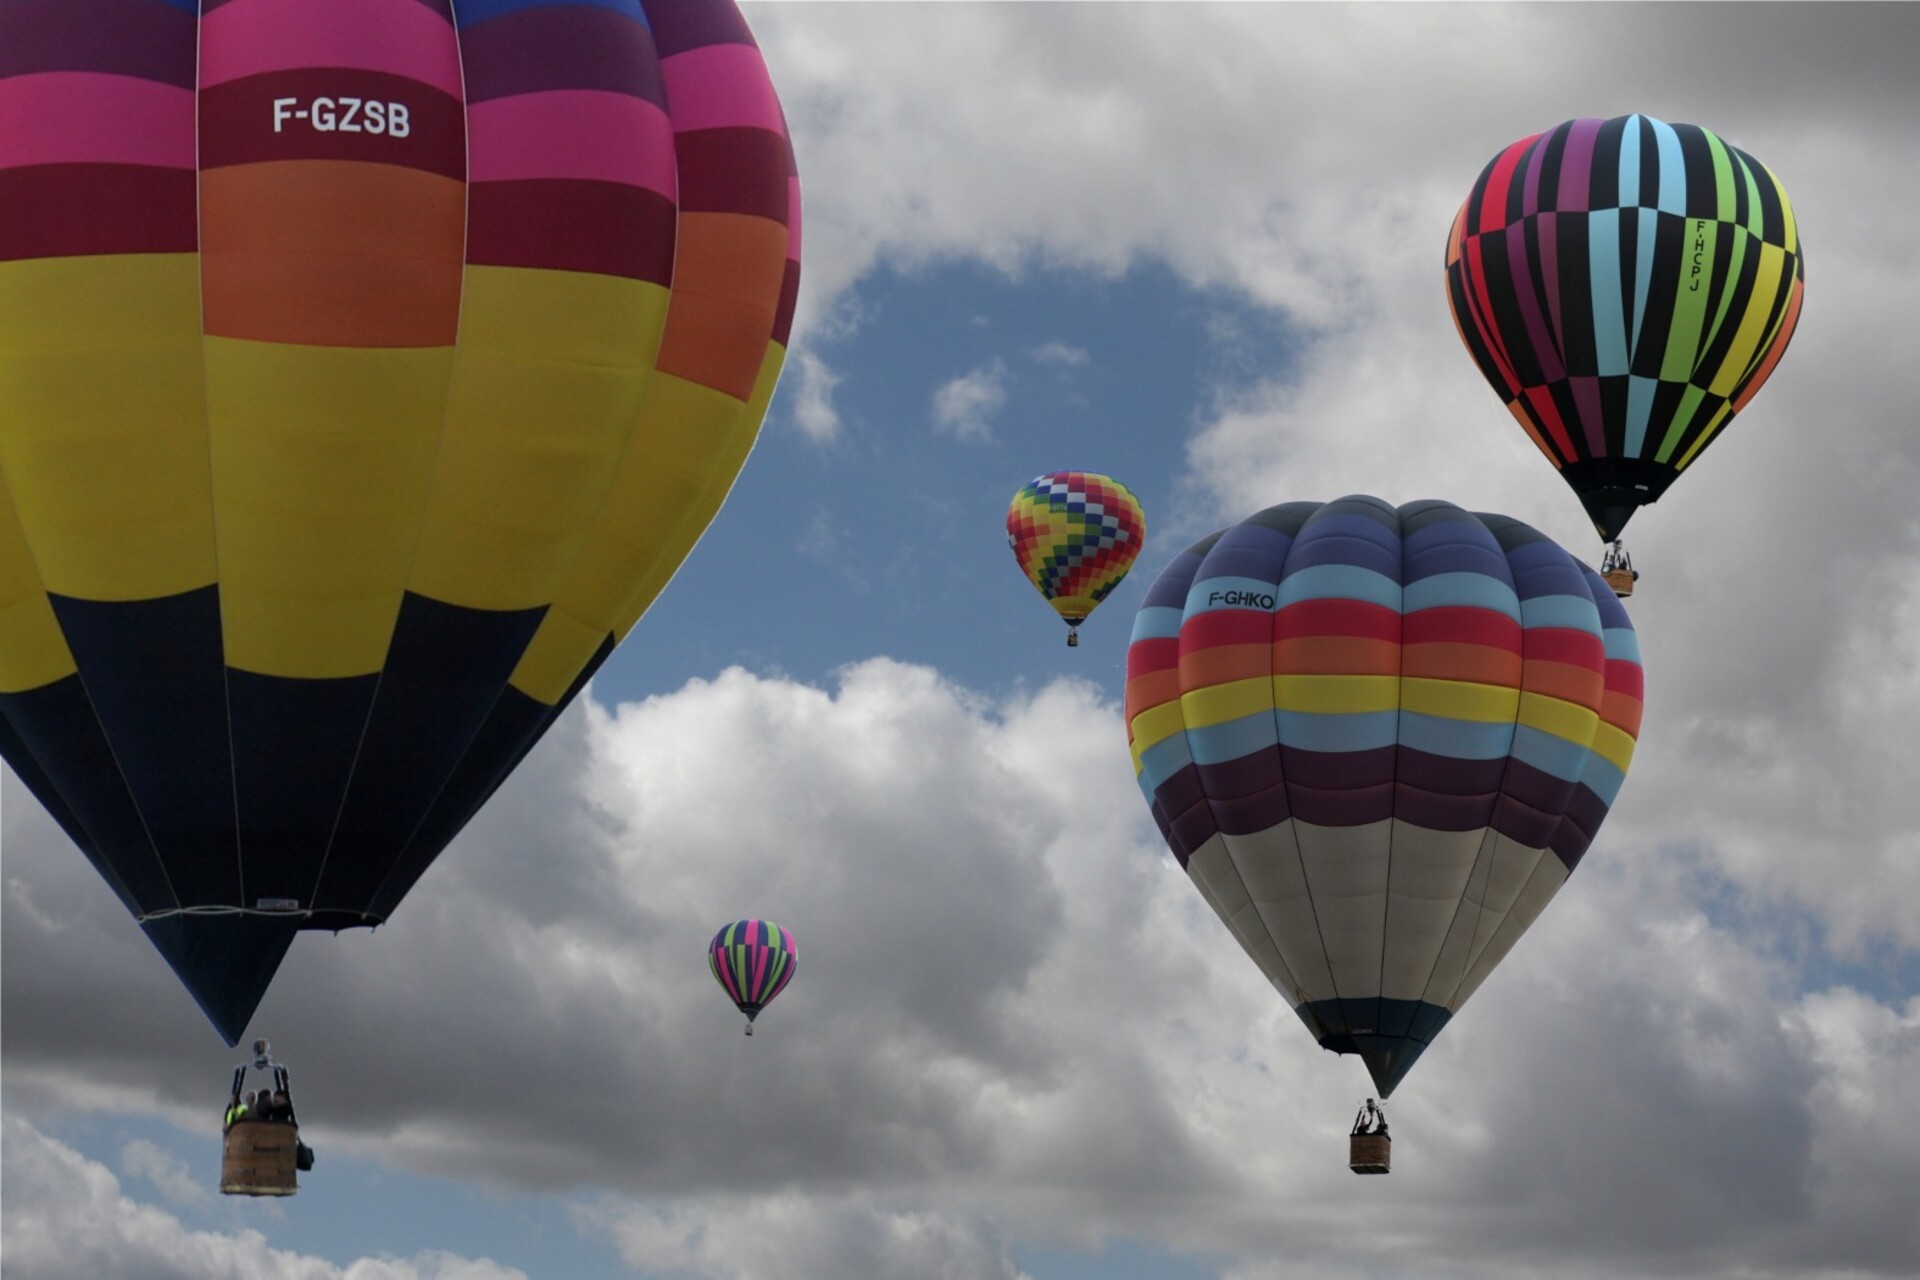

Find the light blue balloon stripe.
[
  {"left": 1278, "top": 564, "right": 1401, "bottom": 610},
  {"left": 1277, "top": 709, "right": 1400, "bottom": 753},
  {"left": 1510, "top": 724, "right": 1592, "bottom": 783},
  {"left": 1130, "top": 605, "right": 1186, "bottom": 643},
  {"left": 1187, "top": 713, "right": 1281, "bottom": 766},
  {"left": 1400, "top": 712, "right": 1518, "bottom": 760},
  {"left": 1520, "top": 594, "right": 1603, "bottom": 634},
  {"left": 1404, "top": 572, "right": 1521, "bottom": 620}
]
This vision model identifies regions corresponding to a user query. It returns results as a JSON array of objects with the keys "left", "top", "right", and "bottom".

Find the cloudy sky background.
[{"left": 6, "top": 4, "right": 1920, "bottom": 1278}]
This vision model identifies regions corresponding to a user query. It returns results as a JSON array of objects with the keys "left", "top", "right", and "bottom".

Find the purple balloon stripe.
[
  {"left": 1539, "top": 208, "right": 1563, "bottom": 351},
  {"left": 1168, "top": 797, "right": 1220, "bottom": 865},
  {"left": 1489, "top": 792, "right": 1561, "bottom": 850},
  {"left": 1557, "top": 117, "right": 1601, "bottom": 213},
  {"left": 458, "top": 6, "right": 666, "bottom": 105},
  {"left": 1209, "top": 785, "right": 1291, "bottom": 837},
  {"left": 1505, "top": 222, "right": 1565, "bottom": 382},
  {"left": 646, "top": 0, "right": 759, "bottom": 59},
  {"left": 1570, "top": 375, "right": 1608, "bottom": 456},
  {"left": 1393, "top": 785, "right": 1497, "bottom": 833},
  {"left": 1193, "top": 751, "right": 1284, "bottom": 800},
  {"left": 1395, "top": 747, "right": 1507, "bottom": 796},
  {"left": 1151, "top": 762, "right": 1208, "bottom": 823},
  {"left": 1521, "top": 132, "right": 1546, "bottom": 217},
  {"left": 1497, "top": 755, "right": 1580, "bottom": 815},
  {"left": 1277, "top": 745, "right": 1398, "bottom": 791},
  {"left": 1288, "top": 781, "right": 1393, "bottom": 827},
  {"left": 1550, "top": 784, "right": 1611, "bottom": 873},
  {"left": 0, "top": 0, "right": 196, "bottom": 86}
]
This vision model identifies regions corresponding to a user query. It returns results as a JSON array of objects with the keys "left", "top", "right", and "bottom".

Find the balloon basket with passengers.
[
  {"left": 1349, "top": 1099, "right": 1391, "bottom": 1175},
  {"left": 220, "top": 1040, "right": 313, "bottom": 1197}
]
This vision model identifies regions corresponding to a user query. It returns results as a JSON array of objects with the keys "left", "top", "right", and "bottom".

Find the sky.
[{"left": 5, "top": 3, "right": 1920, "bottom": 1279}]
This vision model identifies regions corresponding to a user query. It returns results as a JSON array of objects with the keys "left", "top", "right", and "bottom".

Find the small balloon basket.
[
  {"left": 1600, "top": 541, "right": 1637, "bottom": 599},
  {"left": 1348, "top": 1131, "right": 1391, "bottom": 1175},
  {"left": 221, "top": 1121, "right": 300, "bottom": 1196}
]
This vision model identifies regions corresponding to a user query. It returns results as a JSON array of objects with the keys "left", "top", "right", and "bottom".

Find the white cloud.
[
  {"left": 121, "top": 1137, "right": 212, "bottom": 1209},
  {"left": 581, "top": 1194, "right": 1031, "bottom": 1280},
  {"left": 9, "top": 660, "right": 1920, "bottom": 1277},
  {"left": 931, "top": 359, "right": 1008, "bottom": 443},
  {"left": 0, "top": 1116, "right": 527, "bottom": 1280},
  {"left": 787, "top": 348, "right": 844, "bottom": 444},
  {"left": 1028, "top": 342, "right": 1088, "bottom": 368}
]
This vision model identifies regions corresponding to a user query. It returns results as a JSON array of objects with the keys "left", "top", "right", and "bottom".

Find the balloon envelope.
[
  {"left": 0, "top": 0, "right": 800, "bottom": 1044},
  {"left": 708, "top": 919, "right": 797, "bottom": 1022},
  {"left": 1007, "top": 471, "right": 1145, "bottom": 634},
  {"left": 1445, "top": 114, "right": 1804, "bottom": 542},
  {"left": 1126, "top": 497, "right": 1643, "bottom": 1095}
]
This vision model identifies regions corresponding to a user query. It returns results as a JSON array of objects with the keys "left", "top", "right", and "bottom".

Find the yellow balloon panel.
[
  {"left": 408, "top": 266, "right": 672, "bottom": 611},
  {"left": 0, "top": 254, "right": 215, "bottom": 601},
  {"left": 0, "top": 490, "right": 76, "bottom": 695},
  {"left": 205, "top": 338, "right": 453, "bottom": 678}
]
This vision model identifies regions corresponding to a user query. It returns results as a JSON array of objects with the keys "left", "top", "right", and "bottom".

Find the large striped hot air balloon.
[
  {"left": 708, "top": 919, "right": 796, "bottom": 1035},
  {"left": 1007, "top": 471, "right": 1145, "bottom": 647},
  {"left": 1126, "top": 497, "right": 1643, "bottom": 1098},
  {"left": 1446, "top": 114, "right": 1804, "bottom": 550},
  {"left": 0, "top": 0, "right": 801, "bottom": 1045}
]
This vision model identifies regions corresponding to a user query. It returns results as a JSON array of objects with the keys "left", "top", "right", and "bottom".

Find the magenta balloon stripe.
[{"left": 199, "top": 0, "right": 465, "bottom": 95}]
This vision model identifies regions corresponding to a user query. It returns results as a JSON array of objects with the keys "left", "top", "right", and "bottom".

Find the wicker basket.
[
  {"left": 221, "top": 1120, "right": 299, "bottom": 1196},
  {"left": 1348, "top": 1132, "right": 1391, "bottom": 1175},
  {"left": 1602, "top": 568, "right": 1636, "bottom": 598}
]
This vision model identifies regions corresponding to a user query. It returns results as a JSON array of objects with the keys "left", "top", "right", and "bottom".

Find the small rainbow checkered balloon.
[{"left": 1006, "top": 471, "right": 1145, "bottom": 646}]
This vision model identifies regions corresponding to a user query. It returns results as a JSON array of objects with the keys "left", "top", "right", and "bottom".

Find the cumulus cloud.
[
  {"left": 580, "top": 1194, "right": 1031, "bottom": 1280},
  {"left": 786, "top": 348, "right": 846, "bottom": 444},
  {"left": 9, "top": 660, "right": 1920, "bottom": 1278},
  {"left": 758, "top": 3, "right": 1912, "bottom": 328},
  {"left": 121, "top": 1137, "right": 213, "bottom": 1209},
  {"left": 0, "top": 1116, "right": 526, "bottom": 1280},
  {"left": 931, "top": 360, "right": 1009, "bottom": 443}
]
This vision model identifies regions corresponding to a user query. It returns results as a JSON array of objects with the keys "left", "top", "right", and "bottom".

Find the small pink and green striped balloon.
[{"left": 708, "top": 919, "right": 797, "bottom": 1033}]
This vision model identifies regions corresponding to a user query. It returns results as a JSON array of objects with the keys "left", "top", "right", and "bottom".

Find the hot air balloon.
[
  {"left": 0, "top": 0, "right": 801, "bottom": 1046},
  {"left": 1007, "top": 471, "right": 1145, "bottom": 646},
  {"left": 1126, "top": 496, "right": 1642, "bottom": 1120},
  {"left": 1445, "top": 114, "right": 1804, "bottom": 593},
  {"left": 708, "top": 919, "right": 796, "bottom": 1035}
]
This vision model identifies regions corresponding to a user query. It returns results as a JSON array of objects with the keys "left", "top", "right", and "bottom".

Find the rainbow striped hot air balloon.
[
  {"left": 1007, "top": 471, "right": 1145, "bottom": 646},
  {"left": 708, "top": 919, "right": 796, "bottom": 1035},
  {"left": 1126, "top": 497, "right": 1643, "bottom": 1099},
  {"left": 0, "top": 0, "right": 800, "bottom": 1045},
  {"left": 1445, "top": 114, "right": 1804, "bottom": 551}
]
